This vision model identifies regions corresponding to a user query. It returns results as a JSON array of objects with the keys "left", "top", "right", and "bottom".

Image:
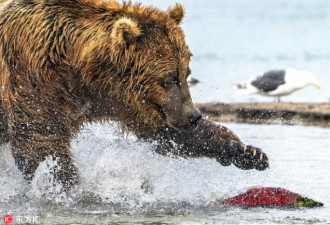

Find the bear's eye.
[
  {"left": 187, "top": 68, "right": 191, "bottom": 78},
  {"left": 160, "top": 70, "right": 179, "bottom": 88}
]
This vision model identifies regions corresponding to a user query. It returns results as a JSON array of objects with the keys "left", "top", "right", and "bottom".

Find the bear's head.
[
  {"left": 82, "top": 3, "right": 202, "bottom": 131},
  {"left": 110, "top": 4, "right": 202, "bottom": 131}
]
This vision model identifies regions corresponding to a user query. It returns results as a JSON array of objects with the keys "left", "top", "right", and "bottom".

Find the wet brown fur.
[
  {"left": 0, "top": 0, "right": 269, "bottom": 190},
  {"left": 0, "top": 0, "right": 191, "bottom": 185},
  {"left": 0, "top": 0, "right": 190, "bottom": 129}
]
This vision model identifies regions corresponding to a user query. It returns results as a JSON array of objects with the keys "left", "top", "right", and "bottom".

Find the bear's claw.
[
  {"left": 216, "top": 143, "right": 269, "bottom": 171},
  {"left": 233, "top": 145, "right": 269, "bottom": 170}
]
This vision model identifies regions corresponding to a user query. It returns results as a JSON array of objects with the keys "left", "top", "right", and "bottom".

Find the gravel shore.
[{"left": 198, "top": 102, "right": 330, "bottom": 127}]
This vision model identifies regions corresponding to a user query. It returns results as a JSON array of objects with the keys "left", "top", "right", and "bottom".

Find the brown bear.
[{"left": 0, "top": 0, "right": 269, "bottom": 191}]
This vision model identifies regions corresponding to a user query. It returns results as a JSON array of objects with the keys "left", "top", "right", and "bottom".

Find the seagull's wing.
[{"left": 251, "top": 70, "right": 286, "bottom": 92}]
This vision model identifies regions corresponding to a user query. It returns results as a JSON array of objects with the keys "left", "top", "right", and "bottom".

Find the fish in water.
[{"left": 218, "top": 187, "right": 323, "bottom": 208}]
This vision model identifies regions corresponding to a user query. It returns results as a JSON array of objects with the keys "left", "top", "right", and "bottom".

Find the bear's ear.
[
  {"left": 111, "top": 17, "right": 141, "bottom": 44},
  {"left": 167, "top": 3, "right": 184, "bottom": 25}
]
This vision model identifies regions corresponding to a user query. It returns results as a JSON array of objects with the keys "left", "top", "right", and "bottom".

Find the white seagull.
[{"left": 236, "top": 68, "right": 321, "bottom": 102}]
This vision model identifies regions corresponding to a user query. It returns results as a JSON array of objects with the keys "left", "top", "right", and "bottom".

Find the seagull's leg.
[
  {"left": 274, "top": 96, "right": 280, "bottom": 103},
  {"left": 273, "top": 97, "right": 277, "bottom": 103}
]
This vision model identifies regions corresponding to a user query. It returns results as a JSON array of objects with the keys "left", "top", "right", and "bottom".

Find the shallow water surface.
[{"left": 0, "top": 122, "right": 329, "bottom": 224}]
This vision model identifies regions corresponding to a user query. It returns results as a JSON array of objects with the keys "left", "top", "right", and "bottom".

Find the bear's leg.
[
  {"left": 10, "top": 121, "right": 79, "bottom": 191},
  {"left": 150, "top": 119, "right": 269, "bottom": 171},
  {"left": 0, "top": 106, "right": 9, "bottom": 144},
  {"left": 11, "top": 141, "right": 79, "bottom": 190}
]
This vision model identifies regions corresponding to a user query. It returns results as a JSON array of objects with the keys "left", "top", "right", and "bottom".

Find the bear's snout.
[{"left": 188, "top": 111, "right": 202, "bottom": 128}]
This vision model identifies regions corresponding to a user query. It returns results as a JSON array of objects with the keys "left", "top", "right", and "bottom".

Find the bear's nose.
[{"left": 188, "top": 111, "right": 202, "bottom": 127}]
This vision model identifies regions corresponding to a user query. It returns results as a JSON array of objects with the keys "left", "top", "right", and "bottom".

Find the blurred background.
[{"left": 140, "top": 0, "right": 330, "bottom": 103}]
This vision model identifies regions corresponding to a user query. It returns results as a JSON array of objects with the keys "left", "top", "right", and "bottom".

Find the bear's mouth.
[
  {"left": 154, "top": 103, "right": 166, "bottom": 120},
  {"left": 153, "top": 103, "right": 198, "bottom": 131}
]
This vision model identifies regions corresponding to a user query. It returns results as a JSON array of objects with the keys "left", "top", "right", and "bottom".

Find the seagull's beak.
[{"left": 314, "top": 83, "right": 321, "bottom": 89}]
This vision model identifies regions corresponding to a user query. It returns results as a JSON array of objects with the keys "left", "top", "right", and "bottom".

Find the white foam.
[
  {"left": 0, "top": 122, "right": 292, "bottom": 211},
  {"left": 0, "top": 122, "right": 254, "bottom": 207}
]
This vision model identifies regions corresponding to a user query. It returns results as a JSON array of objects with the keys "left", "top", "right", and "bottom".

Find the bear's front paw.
[
  {"left": 232, "top": 145, "right": 269, "bottom": 171},
  {"left": 216, "top": 143, "right": 269, "bottom": 171}
]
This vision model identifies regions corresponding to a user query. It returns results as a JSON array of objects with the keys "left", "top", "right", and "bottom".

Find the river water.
[
  {"left": 1, "top": 122, "right": 329, "bottom": 224},
  {"left": 1, "top": 0, "right": 330, "bottom": 224}
]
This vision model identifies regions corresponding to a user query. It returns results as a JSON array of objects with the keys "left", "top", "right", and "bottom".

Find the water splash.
[
  {"left": 0, "top": 122, "right": 329, "bottom": 224},
  {"left": 0, "top": 122, "right": 267, "bottom": 209}
]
